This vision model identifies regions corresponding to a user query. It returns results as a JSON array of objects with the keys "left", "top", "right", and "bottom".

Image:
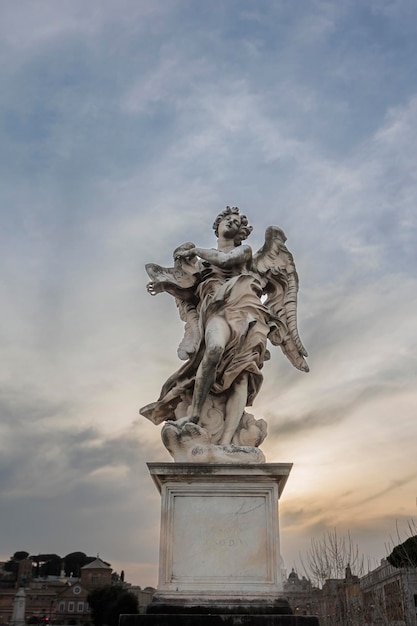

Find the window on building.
[
  {"left": 77, "top": 602, "right": 84, "bottom": 613},
  {"left": 58, "top": 602, "right": 65, "bottom": 612},
  {"left": 384, "top": 580, "right": 403, "bottom": 621},
  {"left": 91, "top": 575, "right": 98, "bottom": 584},
  {"left": 68, "top": 602, "right": 74, "bottom": 612}
]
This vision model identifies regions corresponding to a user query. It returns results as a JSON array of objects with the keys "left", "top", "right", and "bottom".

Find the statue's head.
[{"left": 212, "top": 206, "right": 253, "bottom": 245}]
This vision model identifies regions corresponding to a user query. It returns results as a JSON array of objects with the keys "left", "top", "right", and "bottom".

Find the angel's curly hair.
[{"left": 212, "top": 206, "right": 253, "bottom": 246}]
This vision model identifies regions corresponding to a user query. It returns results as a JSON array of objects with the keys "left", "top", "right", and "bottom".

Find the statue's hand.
[
  {"left": 175, "top": 248, "right": 197, "bottom": 260},
  {"left": 146, "top": 281, "right": 164, "bottom": 296}
]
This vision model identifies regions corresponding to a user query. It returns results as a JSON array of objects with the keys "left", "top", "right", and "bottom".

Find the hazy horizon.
[{"left": 1, "top": 0, "right": 416, "bottom": 587}]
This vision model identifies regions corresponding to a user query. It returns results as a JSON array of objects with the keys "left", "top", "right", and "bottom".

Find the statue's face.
[{"left": 218, "top": 214, "right": 241, "bottom": 239}]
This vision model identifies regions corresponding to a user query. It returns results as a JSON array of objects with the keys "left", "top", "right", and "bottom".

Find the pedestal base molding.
[{"left": 121, "top": 615, "right": 319, "bottom": 626}]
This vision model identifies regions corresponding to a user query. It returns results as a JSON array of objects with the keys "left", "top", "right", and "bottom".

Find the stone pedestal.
[
  {"left": 147, "top": 463, "right": 293, "bottom": 611},
  {"left": 125, "top": 463, "right": 319, "bottom": 626}
]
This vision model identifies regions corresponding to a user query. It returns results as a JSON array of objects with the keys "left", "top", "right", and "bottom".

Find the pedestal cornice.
[{"left": 147, "top": 462, "right": 293, "bottom": 498}]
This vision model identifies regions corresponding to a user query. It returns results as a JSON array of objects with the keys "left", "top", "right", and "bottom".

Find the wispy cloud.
[{"left": 1, "top": 0, "right": 417, "bottom": 584}]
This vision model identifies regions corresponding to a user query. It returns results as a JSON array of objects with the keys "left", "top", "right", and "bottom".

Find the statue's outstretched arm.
[
  {"left": 176, "top": 244, "right": 251, "bottom": 269},
  {"left": 145, "top": 242, "right": 200, "bottom": 302},
  {"left": 145, "top": 242, "right": 202, "bottom": 361},
  {"left": 146, "top": 278, "right": 195, "bottom": 300}
]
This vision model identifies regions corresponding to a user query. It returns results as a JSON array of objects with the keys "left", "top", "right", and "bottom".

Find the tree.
[
  {"left": 386, "top": 521, "right": 417, "bottom": 569},
  {"left": 387, "top": 535, "right": 417, "bottom": 568},
  {"left": 300, "top": 528, "right": 365, "bottom": 588},
  {"left": 3, "top": 551, "right": 32, "bottom": 580},
  {"left": 63, "top": 552, "right": 95, "bottom": 577},
  {"left": 12, "top": 552, "right": 30, "bottom": 561},
  {"left": 87, "top": 585, "right": 138, "bottom": 626},
  {"left": 30, "top": 554, "right": 62, "bottom": 577},
  {"left": 40, "top": 554, "right": 61, "bottom": 577}
]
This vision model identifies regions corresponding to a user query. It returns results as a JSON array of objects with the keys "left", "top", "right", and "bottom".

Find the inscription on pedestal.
[
  {"left": 148, "top": 463, "right": 292, "bottom": 606},
  {"left": 172, "top": 494, "right": 269, "bottom": 580}
]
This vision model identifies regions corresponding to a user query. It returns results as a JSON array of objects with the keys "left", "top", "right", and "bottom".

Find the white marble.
[
  {"left": 10, "top": 589, "right": 26, "bottom": 626},
  {"left": 148, "top": 463, "right": 292, "bottom": 607},
  {"left": 140, "top": 207, "right": 308, "bottom": 462},
  {"left": 161, "top": 420, "right": 265, "bottom": 463}
]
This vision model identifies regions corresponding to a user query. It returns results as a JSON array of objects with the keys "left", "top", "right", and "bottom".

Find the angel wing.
[
  {"left": 145, "top": 242, "right": 202, "bottom": 361},
  {"left": 252, "top": 226, "right": 309, "bottom": 372}
]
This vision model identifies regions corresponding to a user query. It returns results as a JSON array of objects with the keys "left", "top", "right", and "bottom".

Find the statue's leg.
[
  {"left": 189, "top": 316, "right": 230, "bottom": 422},
  {"left": 219, "top": 372, "right": 248, "bottom": 445}
]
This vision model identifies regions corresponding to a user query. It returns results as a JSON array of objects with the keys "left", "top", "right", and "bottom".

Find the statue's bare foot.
[
  {"left": 182, "top": 421, "right": 211, "bottom": 443},
  {"left": 168, "top": 415, "right": 198, "bottom": 428},
  {"left": 171, "top": 415, "right": 191, "bottom": 428}
]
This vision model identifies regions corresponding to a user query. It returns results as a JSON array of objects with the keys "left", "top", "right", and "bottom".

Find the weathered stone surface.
[
  {"left": 146, "top": 599, "right": 292, "bottom": 615},
  {"left": 10, "top": 589, "right": 26, "bottom": 626},
  {"left": 161, "top": 421, "right": 266, "bottom": 463},
  {"left": 140, "top": 207, "right": 308, "bottom": 461},
  {"left": 120, "top": 614, "right": 320, "bottom": 625},
  {"left": 148, "top": 463, "right": 292, "bottom": 609}
]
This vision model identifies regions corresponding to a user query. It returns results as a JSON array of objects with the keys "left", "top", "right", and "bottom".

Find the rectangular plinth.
[{"left": 147, "top": 463, "right": 292, "bottom": 608}]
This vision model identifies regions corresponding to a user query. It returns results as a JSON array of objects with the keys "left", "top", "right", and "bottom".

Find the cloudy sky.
[{"left": 1, "top": 0, "right": 417, "bottom": 587}]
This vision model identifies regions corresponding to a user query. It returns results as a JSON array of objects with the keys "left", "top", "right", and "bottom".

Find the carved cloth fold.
[{"left": 140, "top": 273, "right": 270, "bottom": 425}]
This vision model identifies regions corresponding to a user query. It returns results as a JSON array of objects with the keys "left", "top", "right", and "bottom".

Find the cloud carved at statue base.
[{"left": 161, "top": 420, "right": 266, "bottom": 464}]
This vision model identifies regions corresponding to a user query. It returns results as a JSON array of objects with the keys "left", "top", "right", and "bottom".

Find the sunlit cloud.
[{"left": 1, "top": 0, "right": 417, "bottom": 586}]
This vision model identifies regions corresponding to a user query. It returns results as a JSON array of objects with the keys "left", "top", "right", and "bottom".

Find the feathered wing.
[
  {"left": 145, "top": 242, "right": 202, "bottom": 361},
  {"left": 252, "top": 226, "right": 309, "bottom": 372}
]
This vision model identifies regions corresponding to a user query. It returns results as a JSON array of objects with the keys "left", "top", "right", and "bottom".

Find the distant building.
[
  {"left": 360, "top": 559, "right": 417, "bottom": 626},
  {"left": 55, "top": 582, "right": 91, "bottom": 626},
  {"left": 316, "top": 566, "right": 362, "bottom": 626},
  {"left": 54, "top": 558, "right": 112, "bottom": 625},
  {"left": 17, "top": 561, "right": 33, "bottom": 589},
  {"left": 283, "top": 568, "right": 320, "bottom": 617},
  {"left": 124, "top": 586, "right": 155, "bottom": 614},
  {"left": 24, "top": 580, "right": 59, "bottom": 625},
  {"left": 0, "top": 588, "right": 15, "bottom": 624},
  {"left": 289, "top": 559, "right": 417, "bottom": 626},
  {"left": 0, "top": 557, "right": 114, "bottom": 626},
  {"left": 1, "top": 554, "right": 149, "bottom": 623},
  {"left": 79, "top": 559, "right": 112, "bottom": 591}
]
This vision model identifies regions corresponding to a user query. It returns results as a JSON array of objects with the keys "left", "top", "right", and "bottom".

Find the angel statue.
[{"left": 140, "top": 206, "right": 308, "bottom": 463}]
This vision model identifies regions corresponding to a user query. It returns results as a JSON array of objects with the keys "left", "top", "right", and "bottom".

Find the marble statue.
[{"left": 140, "top": 206, "right": 308, "bottom": 462}]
